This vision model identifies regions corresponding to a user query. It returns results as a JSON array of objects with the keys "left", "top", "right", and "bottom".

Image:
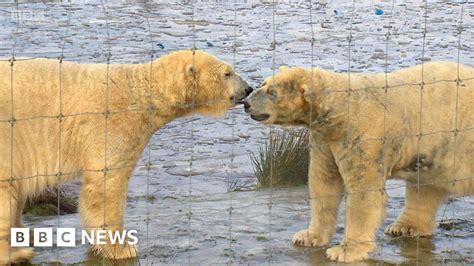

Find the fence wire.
[
  {"left": 0, "top": 0, "right": 472, "bottom": 265},
  {"left": 7, "top": 2, "right": 20, "bottom": 264},
  {"left": 142, "top": 1, "right": 155, "bottom": 264},
  {"left": 56, "top": 0, "right": 72, "bottom": 262},
  {"left": 188, "top": 0, "right": 196, "bottom": 263}
]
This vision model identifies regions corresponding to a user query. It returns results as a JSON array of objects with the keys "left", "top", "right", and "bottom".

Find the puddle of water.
[{"left": 27, "top": 182, "right": 474, "bottom": 264}]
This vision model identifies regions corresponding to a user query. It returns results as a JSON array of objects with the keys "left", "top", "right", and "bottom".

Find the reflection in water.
[
  {"left": 85, "top": 253, "right": 140, "bottom": 266},
  {"left": 388, "top": 236, "right": 436, "bottom": 264}
]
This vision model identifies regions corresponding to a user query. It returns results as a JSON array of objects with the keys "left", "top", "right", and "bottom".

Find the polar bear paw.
[
  {"left": 0, "top": 247, "right": 35, "bottom": 264},
  {"left": 91, "top": 243, "right": 138, "bottom": 260},
  {"left": 385, "top": 222, "right": 432, "bottom": 237},
  {"left": 326, "top": 242, "right": 375, "bottom": 262},
  {"left": 292, "top": 229, "right": 330, "bottom": 247}
]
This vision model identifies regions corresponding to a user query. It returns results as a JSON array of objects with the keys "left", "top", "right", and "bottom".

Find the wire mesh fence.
[{"left": 0, "top": 0, "right": 473, "bottom": 264}]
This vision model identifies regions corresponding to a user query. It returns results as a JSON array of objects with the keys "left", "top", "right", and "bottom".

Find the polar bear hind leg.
[{"left": 385, "top": 184, "right": 448, "bottom": 237}]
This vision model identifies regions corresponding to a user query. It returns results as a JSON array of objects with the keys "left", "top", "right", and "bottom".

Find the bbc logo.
[
  {"left": 11, "top": 228, "right": 76, "bottom": 247},
  {"left": 11, "top": 228, "right": 138, "bottom": 247}
]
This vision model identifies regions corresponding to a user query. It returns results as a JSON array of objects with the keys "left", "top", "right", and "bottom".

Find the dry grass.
[
  {"left": 24, "top": 186, "right": 78, "bottom": 216},
  {"left": 251, "top": 128, "right": 309, "bottom": 188}
]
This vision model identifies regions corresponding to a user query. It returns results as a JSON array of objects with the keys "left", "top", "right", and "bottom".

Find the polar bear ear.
[
  {"left": 186, "top": 65, "right": 197, "bottom": 77},
  {"left": 279, "top": 65, "right": 290, "bottom": 72}
]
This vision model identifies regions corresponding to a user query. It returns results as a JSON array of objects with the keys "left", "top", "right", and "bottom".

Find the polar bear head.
[
  {"left": 154, "top": 50, "right": 253, "bottom": 116},
  {"left": 243, "top": 66, "right": 314, "bottom": 126}
]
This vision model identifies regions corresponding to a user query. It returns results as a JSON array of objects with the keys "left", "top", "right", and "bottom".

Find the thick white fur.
[
  {"left": 0, "top": 50, "right": 250, "bottom": 263},
  {"left": 244, "top": 62, "right": 473, "bottom": 262}
]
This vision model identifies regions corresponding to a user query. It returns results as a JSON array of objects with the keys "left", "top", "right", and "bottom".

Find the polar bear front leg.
[
  {"left": 79, "top": 170, "right": 137, "bottom": 260},
  {"left": 15, "top": 196, "right": 26, "bottom": 228},
  {"left": 325, "top": 189, "right": 385, "bottom": 262},
  {"left": 326, "top": 156, "right": 388, "bottom": 262},
  {"left": 0, "top": 183, "right": 34, "bottom": 264},
  {"left": 385, "top": 184, "right": 448, "bottom": 237},
  {"left": 293, "top": 175, "right": 343, "bottom": 247},
  {"left": 293, "top": 144, "right": 343, "bottom": 247}
]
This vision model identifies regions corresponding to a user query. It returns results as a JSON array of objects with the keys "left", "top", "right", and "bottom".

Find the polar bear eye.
[
  {"left": 224, "top": 72, "right": 232, "bottom": 78},
  {"left": 267, "top": 88, "right": 277, "bottom": 98}
]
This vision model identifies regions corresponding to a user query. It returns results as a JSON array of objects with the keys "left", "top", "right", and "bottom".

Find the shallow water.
[
  {"left": 0, "top": 0, "right": 473, "bottom": 264},
  {"left": 27, "top": 178, "right": 474, "bottom": 264}
]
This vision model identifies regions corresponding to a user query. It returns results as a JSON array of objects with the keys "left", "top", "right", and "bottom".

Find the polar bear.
[
  {"left": 244, "top": 62, "right": 473, "bottom": 262},
  {"left": 0, "top": 50, "right": 253, "bottom": 263}
]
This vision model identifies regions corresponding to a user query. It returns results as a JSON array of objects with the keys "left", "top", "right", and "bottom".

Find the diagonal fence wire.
[
  {"left": 305, "top": 0, "right": 315, "bottom": 253},
  {"left": 439, "top": 1, "right": 466, "bottom": 263},
  {"left": 188, "top": 0, "right": 197, "bottom": 263},
  {"left": 342, "top": 0, "right": 356, "bottom": 261},
  {"left": 8, "top": 1, "right": 20, "bottom": 265},
  {"left": 56, "top": 0, "right": 72, "bottom": 262},
  {"left": 99, "top": 0, "right": 111, "bottom": 262},
  {"left": 448, "top": 2, "right": 465, "bottom": 262},
  {"left": 227, "top": 0, "right": 238, "bottom": 262},
  {"left": 415, "top": 1, "right": 429, "bottom": 263},
  {"left": 380, "top": 0, "right": 395, "bottom": 261},
  {"left": 142, "top": 0, "right": 156, "bottom": 263},
  {"left": 268, "top": 0, "right": 278, "bottom": 262}
]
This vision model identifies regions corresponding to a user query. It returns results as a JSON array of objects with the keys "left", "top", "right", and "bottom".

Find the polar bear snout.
[
  {"left": 229, "top": 74, "right": 253, "bottom": 104},
  {"left": 232, "top": 85, "right": 253, "bottom": 103},
  {"left": 243, "top": 91, "right": 272, "bottom": 122},
  {"left": 230, "top": 87, "right": 253, "bottom": 104},
  {"left": 245, "top": 86, "right": 254, "bottom": 96},
  {"left": 234, "top": 86, "right": 253, "bottom": 103}
]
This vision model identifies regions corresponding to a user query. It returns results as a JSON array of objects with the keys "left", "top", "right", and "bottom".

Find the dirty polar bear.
[
  {"left": 0, "top": 50, "right": 252, "bottom": 263},
  {"left": 244, "top": 62, "right": 473, "bottom": 262}
]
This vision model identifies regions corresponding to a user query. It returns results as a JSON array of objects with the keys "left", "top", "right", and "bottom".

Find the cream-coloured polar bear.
[
  {"left": 244, "top": 62, "right": 473, "bottom": 262},
  {"left": 0, "top": 50, "right": 253, "bottom": 263}
]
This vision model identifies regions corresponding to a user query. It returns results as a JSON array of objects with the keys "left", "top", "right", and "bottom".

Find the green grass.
[
  {"left": 24, "top": 187, "right": 77, "bottom": 216},
  {"left": 251, "top": 128, "right": 309, "bottom": 188}
]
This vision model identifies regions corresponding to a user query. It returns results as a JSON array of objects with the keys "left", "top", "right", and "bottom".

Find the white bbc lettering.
[
  {"left": 34, "top": 228, "right": 53, "bottom": 247},
  {"left": 81, "top": 230, "right": 94, "bottom": 245},
  {"left": 127, "top": 230, "right": 138, "bottom": 245},
  {"left": 57, "top": 228, "right": 76, "bottom": 247},
  {"left": 10, "top": 228, "right": 30, "bottom": 247},
  {"left": 108, "top": 230, "right": 126, "bottom": 245},
  {"left": 96, "top": 230, "right": 107, "bottom": 245},
  {"left": 11, "top": 228, "right": 139, "bottom": 247}
]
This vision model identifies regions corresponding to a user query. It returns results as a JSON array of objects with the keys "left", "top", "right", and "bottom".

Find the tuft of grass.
[
  {"left": 24, "top": 186, "right": 77, "bottom": 216},
  {"left": 226, "top": 175, "right": 255, "bottom": 192},
  {"left": 251, "top": 128, "right": 309, "bottom": 188}
]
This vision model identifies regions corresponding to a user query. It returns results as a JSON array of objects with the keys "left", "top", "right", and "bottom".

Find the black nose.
[
  {"left": 244, "top": 101, "right": 250, "bottom": 110},
  {"left": 245, "top": 86, "right": 253, "bottom": 96}
]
